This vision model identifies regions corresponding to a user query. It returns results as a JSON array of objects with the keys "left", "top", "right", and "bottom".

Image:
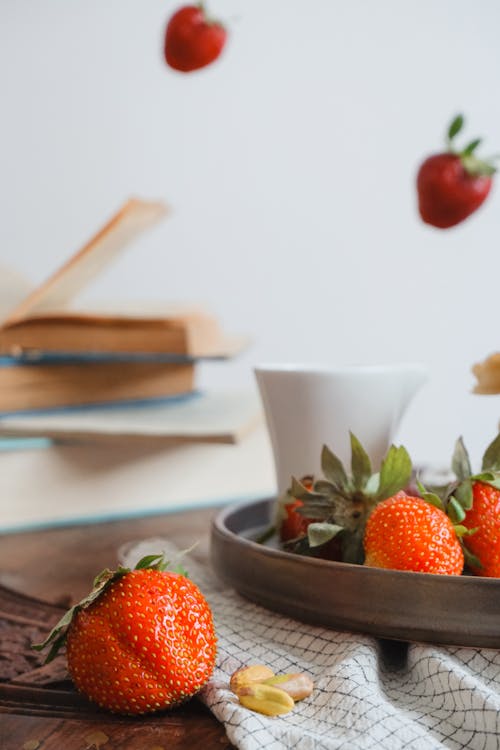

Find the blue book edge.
[
  {"left": 0, "top": 351, "right": 231, "bottom": 366},
  {"left": 0, "top": 491, "right": 272, "bottom": 535},
  {"left": 0, "top": 390, "right": 202, "bottom": 418}
]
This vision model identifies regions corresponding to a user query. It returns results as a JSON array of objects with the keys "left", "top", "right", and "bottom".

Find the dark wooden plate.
[{"left": 210, "top": 497, "right": 500, "bottom": 648}]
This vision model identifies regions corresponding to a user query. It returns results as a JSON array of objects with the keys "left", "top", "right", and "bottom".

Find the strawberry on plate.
[
  {"left": 164, "top": 4, "right": 227, "bottom": 73},
  {"left": 34, "top": 554, "right": 216, "bottom": 715},
  {"left": 445, "top": 433, "right": 500, "bottom": 577},
  {"left": 416, "top": 114, "right": 496, "bottom": 229},
  {"left": 462, "top": 482, "right": 500, "bottom": 577},
  {"left": 363, "top": 492, "right": 464, "bottom": 575},
  {"left": 281, "top": 434, "right": 413, "bottom": 565}
]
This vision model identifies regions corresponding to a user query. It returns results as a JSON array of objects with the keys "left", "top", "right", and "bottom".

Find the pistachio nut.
[
  {"left": 238, "top": 683, "right": 295, "bottom": 716},
  {"left": 229, "top": 664, "right": 275, "bottom": 694},
  {"left": 263, "top": 672, "right": 314, "bottom": 701}
]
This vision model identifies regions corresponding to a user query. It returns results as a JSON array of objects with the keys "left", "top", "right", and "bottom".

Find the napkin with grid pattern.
[{"left": 122, "top": 538, "right": 500, "bottom": 750}]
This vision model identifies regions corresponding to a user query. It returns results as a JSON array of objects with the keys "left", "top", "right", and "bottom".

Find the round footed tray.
[{"left": 210, "top": 497, "right": 500, "bottom": 649}]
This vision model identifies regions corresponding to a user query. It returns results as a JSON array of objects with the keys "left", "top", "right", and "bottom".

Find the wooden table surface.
[{"left": 0, "top": 507, "right": 235, "bottom": 750}]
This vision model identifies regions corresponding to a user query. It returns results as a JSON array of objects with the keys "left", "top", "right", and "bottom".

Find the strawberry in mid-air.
[
  {"left": 34, "top": 554, "right": 217, "bottom": 715},
  {"left": 164, "top": 5, "right": 227, "bottom": 73},
  {"left": 416, "top": 114, "right": 496, "bottom": 229},
  {"left": 363, "top": 492, "right": 464, "bottom": 575}
]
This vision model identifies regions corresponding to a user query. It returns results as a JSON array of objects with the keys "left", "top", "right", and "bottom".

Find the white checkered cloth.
[{"left": 122, "top": 539, "right": 500, "bottom": 750}]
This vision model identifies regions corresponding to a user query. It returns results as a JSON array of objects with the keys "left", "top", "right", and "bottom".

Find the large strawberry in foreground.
[
  {"left": 34, "top": 554, "right": 216, "bottom": 715},
  {"left": 164, "top": 4, "right": 227, "bottom": 73},
  {"left": 363, "top": 492, "right": 464, "bottom": 575},
  {"left": 416, "top": 114, "right": 496, "bottom": 229}
]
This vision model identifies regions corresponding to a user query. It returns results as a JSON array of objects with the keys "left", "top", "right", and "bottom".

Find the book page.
[
  {"left": 4, "top": 198, "right": 169, "bottom": 324},
  {"left": 0, "top": 264, "right": 34, "bottom": 325},
  {"left": 0, "top": 389, "right": 263, "bottom": 443}
]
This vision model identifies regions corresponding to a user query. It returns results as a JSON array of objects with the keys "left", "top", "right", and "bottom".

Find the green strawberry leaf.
[
  {"left": 291, "top": 476, "right": 329, "bottom": 503},
  {"left": 307, "top": 522, "right": 344, "bottom": 548},
  {"left": 313, "top": 479, "right": 338, "bottom": 495},
  {"left": 473, "top": 471, "right": 500, "bottom": 490},
  {"left": 448, "top": 496, "right": 466, "bottom": 523},
  {"left": 462, "top": 138, "right": 482, "bottom": 156},
  {"left": 296, "top": 500, "right": 335, "bottom": 519},
  {"left": 321, "top": 444, "right": 349, "bottom": 490},
  {"left": 454, "top": 525, "right": 477, "bottom": 538},
  {"left": 448, "top": 113, "right": 464, "bottom": 142},
  {"left": 416, "top": 480, "right": 445, "bottom": 511},
  {"left": 453, "top": 478, "right": 473, "bottom": 510},
  {"left": 350, "top": 432, "right": 372, "bottom": 491},
  {"left": 451, "top": 437, "right": 472, "bottom": 481},
  {"left": 481, "top": 432, "right": 500, "bottom": 472},
  {"left": 461, "top": 543, "right": 483, "bottom": 571},
  {"left": 376, "top": 445, "right": 412, "bottom": 501},
  {"left": 135, "top": 554, "right": 167, "bottom": 570},
  {"left": 461, "top": 155, "right": 496, "bottom": 176}
]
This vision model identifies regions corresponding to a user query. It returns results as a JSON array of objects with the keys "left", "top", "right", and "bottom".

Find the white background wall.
[{"left": 1, "top": 0, "right": 500, "bottom": 468}]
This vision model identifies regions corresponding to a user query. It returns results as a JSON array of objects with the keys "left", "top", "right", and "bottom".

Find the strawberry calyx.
[
  {"left": 446, "top": 113, "right": 497, "bottom": 178},
  {"left": 33, "top": 553, "right": 187, "bottom": 663},
  {"left": 280, "top": 434, "right": 413, "bottom": 564},
  {"left": 428, "top": 433, "right": 500, "bottom": 571}
]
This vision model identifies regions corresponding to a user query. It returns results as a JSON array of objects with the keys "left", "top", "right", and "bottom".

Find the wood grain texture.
[{"left": 0, "top": 508, "right": 234, "bottom": 749}]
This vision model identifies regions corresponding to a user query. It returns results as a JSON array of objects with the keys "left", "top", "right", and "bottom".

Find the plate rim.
[{"left": 213, "top": 495, "right": 500, "bottom": 590}]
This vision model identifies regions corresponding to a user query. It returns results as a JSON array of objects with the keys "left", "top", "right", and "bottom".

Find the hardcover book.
[
  {"left": 0, "top": 354, "right": 196, "bottom": 412},
  {"left": 0, "top": 198, "right": 246, "bottom": 357}
]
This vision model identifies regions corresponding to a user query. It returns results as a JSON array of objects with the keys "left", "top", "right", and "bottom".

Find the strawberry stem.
[{"left": 447, "top": 113, "right": 464, "bottom": 148}]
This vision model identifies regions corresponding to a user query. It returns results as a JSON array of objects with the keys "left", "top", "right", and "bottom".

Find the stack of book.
[{"left": 0, "top": 199, "right": 257, "bottom": 444}]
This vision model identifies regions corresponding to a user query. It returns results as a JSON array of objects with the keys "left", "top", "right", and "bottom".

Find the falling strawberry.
[
  {"left": 446, "top": 433, "right": 500, "bottom": 577},
  {"left": 164, "top": 4, "right": 227, "bottom": 73},
  {"left": 284, "top": 434, "right": 413, "bottom": 564},
  {"left": 416, "top": 114, "right": 496, "bottom": 229},
  {"left": 363, "top": 492, "right": 464, "bottom": 575},
  {"left": 33, "top": 554, "right": 217, "bottom": 715}
]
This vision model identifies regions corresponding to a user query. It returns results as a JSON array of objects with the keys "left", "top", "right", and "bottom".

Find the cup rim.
[{"left": 254, "top": 362, "right": 428, "bottom": 376}]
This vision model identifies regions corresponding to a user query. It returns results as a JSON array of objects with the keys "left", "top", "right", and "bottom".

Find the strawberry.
[
  {"left": 445, "top": 433, "right": 500, "bottom": 577},
  {"left": 281, "top": 434, "right": 413, "bottom": 565},
  {"left": 416, "top": 114, "right": 496, "bottom": 229},
  {"left": 280, "top": 476, "right": 315, "bottom": 542},
  {"left": 462, "top": 482, "right": 500, "bottom": 577},
  {"left": 164, "top": 4, "right": 227, "bottom": 73},
  {"left": 33, "top": 554, "right": 216, "bottom": 715},
  {"left": 363, "top": 492, "right": 464, "bottom": 575}
]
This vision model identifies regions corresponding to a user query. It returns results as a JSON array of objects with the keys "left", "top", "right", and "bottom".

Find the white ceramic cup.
[{"left": 254, "top": 363, "right": 428, "bottom": 497}]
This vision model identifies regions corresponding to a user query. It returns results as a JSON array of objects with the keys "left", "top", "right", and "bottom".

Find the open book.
[{"left": 0, "top": 199, "right": 245, "bottom": 357}]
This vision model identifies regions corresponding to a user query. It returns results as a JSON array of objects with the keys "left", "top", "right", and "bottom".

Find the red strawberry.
[
  {"left": 280, "top": 498, "right": 311, "bottom": 542},
  {"left": 462, "top": 482, "right": 500, "bottom": 577},
  {"left": 416, "top": 114, "right": 496, "bottom": 229},
  {"left": 280, "top": 476, "right": 315, "bottom": 543},
  {"left": 164, "top": 5, "right": 227, "bottom": 73},
  {"left": 282, "top": 437, "right": 414, "bottom": 565},
  {"left": 279, "top": 476, "right": 343, "bottom": 561},
  {"left": 447, "top": 434, "right": 500, "bottom": 577},
  {"left": 363, "top": 492, "right": 464, "bottom": 575},
  {"left": 34, "top": 554, "right": 216, "bottom": 715}
]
